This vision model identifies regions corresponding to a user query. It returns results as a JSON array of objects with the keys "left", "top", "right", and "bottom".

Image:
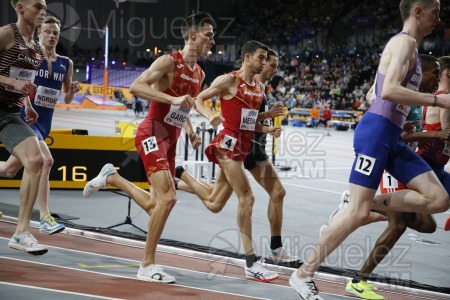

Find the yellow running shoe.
[{"left": 345, "top": 279, "right": 385, "bottom": 300}]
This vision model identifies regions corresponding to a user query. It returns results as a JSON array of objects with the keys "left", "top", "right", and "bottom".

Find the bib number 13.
[
  {"left": 355, "top": 154, "right": 376, "bottom": 176},
  {"left": 141, "top": 136, "right": 159, "bottom": 155}
]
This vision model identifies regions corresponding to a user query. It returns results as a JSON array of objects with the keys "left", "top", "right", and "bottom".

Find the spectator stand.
[{"left": 287, "top": 107, "right": 362, "bottom": 130}]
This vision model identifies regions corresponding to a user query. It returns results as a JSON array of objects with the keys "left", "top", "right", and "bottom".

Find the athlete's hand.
[
  {"left": 208, "top": 114, "right": 224, "bottom": 127},
  {"left": 14, "top": 80, "right": 37, "bottom": 95},
  {"left": 173, "top": 95, "right": 195, "bottom": 109},
  {"left": 267, "top": 126, "right": 282, "bottom": 138},
  {"left": 69, "top": 81, "right": 81, "bottom": 93},
  {"left": 436, "top": 128, "right": 450, "bottom": 141},
  {"left": 188, "top": 132, "right": 202, "bottom": 150},
  {"left": 267, "top": 103, "right": 284, "bottom": 118},
  {"left": 436, "top": 94, "right": 450, "bottom": 109},
  {"left": 402, "top": 121, "right": 417, "bottom": 132},
  {"left": 25, "top": 105, "right": 38, "bottom": 125}
]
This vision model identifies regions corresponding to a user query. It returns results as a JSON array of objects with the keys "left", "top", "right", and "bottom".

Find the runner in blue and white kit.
[
  {"left": 290, "top": 1, "right": 450, "bottom": 299},
  {"left": 0, "top": 15, "right": 80, "bottom": 235}
]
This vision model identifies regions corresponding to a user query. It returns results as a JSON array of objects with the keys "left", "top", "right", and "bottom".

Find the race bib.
[
  {"left": 5, "top": 66, "right": 36, "bottom": 93},
  {"left": 443, "top": 143, "right": 450, "bottom": 157},
  {"left": 396, "top": 104, "right": 411, "bottom": 116},
  {"left": 164, "top": 105, "right": 190, "bottom": 128},
  {"left": 141, "top": 136, "right": 159, "bottom": 155},
  {"left": 239, "top": 108, "right": 258, "bottom": 130},
  {"left": 382, "top": 171, "right": 399, "bottom": 189},
  {"left": 355, "top": 154, "right": 376, "bottom": 176},
  {"left": 34, "top": 86, "right": 60, "bottom": 109},
  {"left": 220, "top": 135, "right": 237, "bottom": 151}
]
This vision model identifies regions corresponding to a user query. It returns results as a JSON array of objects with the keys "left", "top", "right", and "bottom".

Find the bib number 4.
[{"left": 220, "top": 135, "right": 237, "bottom": 151}]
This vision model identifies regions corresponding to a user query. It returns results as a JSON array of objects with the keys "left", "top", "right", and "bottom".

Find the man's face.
[
  {"left": 248, "top": 48, "right": 267, "bottom": 74},
  {"left": 420, "top": 61, "right": 440, "bottom": 93},
  {"left": 418, "top": 0, "right": 441, "bottom": 36},
  {"left": 39, "top": 22, "right": 60, "bottom": 49},
  {"left": 19, "top": 0, "right": 47, "bottom": 28},
  {"left": 261, "top": 56, "right": 279, "bottom": 82},
  {"left": 194, "top": 23, "right": 215, "bottom": 57}
]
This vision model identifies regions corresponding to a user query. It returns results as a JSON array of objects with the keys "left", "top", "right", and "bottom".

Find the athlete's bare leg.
[
  {"left": 371, "top": 171, "right": 449, "bottom": 214},
  {"left": 36, "top": 141, "right": 54, "bottom": 218},
  {"left": 106, "top": 172, "right": 156, "bottom": 215},
  {"left": 248, "top": 160, "right": 285, "bottom": 237},
  {"left": 12, "top": 136, "right": 44, "bottom": 234},
  {"left": 299, "top": 184, "right": 376, "bottom": 277},
  {"left": 0, "top": 154, "right": 23, "bottom": 178},
  {"left": 142, "top": 170, "right": 177, "bottom": 267}
]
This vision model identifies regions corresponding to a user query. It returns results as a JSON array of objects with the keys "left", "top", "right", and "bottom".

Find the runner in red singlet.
[{"left": 83, "top": 12, "right": 215, "bottom": 284}]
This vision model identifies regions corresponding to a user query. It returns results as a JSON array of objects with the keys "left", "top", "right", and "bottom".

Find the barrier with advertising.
[{"left": 0, "top": 131, "right": 148, "bottom": 189}]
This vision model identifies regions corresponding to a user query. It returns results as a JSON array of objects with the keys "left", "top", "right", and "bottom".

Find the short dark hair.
[
  {"left": 420, "top": 54, "right": 437, "bottom": 72},
  {"left": 267, "top": 49, "right": 279, "bottom": 60},
  {"left": 399, "top": 0, "right": 436, "bottom": 21},
  {"left": 240, "top": 40, "right": 269, "bottom": 58},
  {"left": 181, "top": 12, "right": 215, "bottom": 41},
  {"left": 43, "top": 16, "right": 61, "bottom": 27},
  {"left": 438, "top": 56, "right": 450, "bottom": 75}
]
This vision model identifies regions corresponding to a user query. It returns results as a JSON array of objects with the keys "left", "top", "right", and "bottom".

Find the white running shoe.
[
  {"left": 319, "top": 190, "right": 350, "bottom": 237},
  {"left": 137, "top": 264, "right": 176, "bottom": 284},
  {"left": 289, "top": 272, "right": 323, "bottom": 300},
  {"left": 83, "top": 163, "right": 117, "bottom": 198},
  {"left": 8, "top": 231, "right": 48, "bottom": 255},
  {"left": 245, "top": 259, "right": 279, "bottom": 282},
  {"left": 266, "top": 247, "right": 300, "bottom": 263}
]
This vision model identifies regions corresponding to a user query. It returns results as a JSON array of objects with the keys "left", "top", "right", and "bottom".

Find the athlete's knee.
[
  {"left": 23, "top": 154, "right": 44, "bottom": 173},
  {"left": 159, "top": 195, "right": 177, "bottom": 211},
  {"left": 407, "top": 214, "right": 437, "bottom": 233},
  {"left": 42, "top": 156, "right": 54, "bottom": 170},
  {"left": 426, "top": 193, "right": 449, "bottom": 213},
  {"left": 208, "top": 202, "right": 225, "bottom": 214}
]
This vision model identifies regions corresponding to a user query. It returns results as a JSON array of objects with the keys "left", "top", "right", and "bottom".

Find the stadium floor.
[{"left": 0, "top": 108, "right": 449, "bottom": 299}]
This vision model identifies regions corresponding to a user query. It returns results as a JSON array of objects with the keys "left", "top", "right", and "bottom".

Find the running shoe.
[
  {"left": 266, "top": 247, "right": 300, "bottom": 263},
  {"left": 137, "top": 264, "right": 176, "bottom": 284},
  {"left": 289, "top": 271, "right": 323, "bottom": 300},
  {"left": 40, "top": 215, "right": 65, "bottom": 235},
  {"left": 345, "top": 279, "right": 385, "bottom": 299},
  {"left": 83, "top": 163, "right": 117, "bottom": 198},
  {"left": 319, "top": 190, "right": 350, "bottom": 237},
  {"left": 8, "top": 231, "right": 48, "bottom": 255},
  {"left": 444, "top": 216, "right": 450, "bottom": 231},
  {"left": 245, "top": 258, "right": 279, "bottom": 282}
]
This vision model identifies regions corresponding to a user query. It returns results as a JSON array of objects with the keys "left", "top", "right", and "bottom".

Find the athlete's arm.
[
  {"left": 365, "top": 84, "right": 374, "bottom": 105},
  {"left": 257, "top": 102, "right": 284, "bottom": 122},
  {"left": 130, "top": 54, "right": 193, "bottom": 108},
  {"left": 440, "top": 106, "right": 450, "bottom": 131},
  {"left": 401, "top": 129, "right": 450, "bottom": 142},
  {"left": 381, "top": 36, "right": 448, "bottom": 108},
  {"left": 195, "top": 74, "right": 232, "bottom": 126},
  {"left": 0, "top": 25, "right": 36, "bottom": 92},
  {"left": 183, "top": 116, "right": 201, "bottom": 150},
  {"left": 255, "top": 123, "right": 281, "bottom": 137},
  {"left": 22, "top": 96, "right": 38, "bottom": 125},
  {"left": 62, "top": 59, "right": 80, "bottom": 104}
]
